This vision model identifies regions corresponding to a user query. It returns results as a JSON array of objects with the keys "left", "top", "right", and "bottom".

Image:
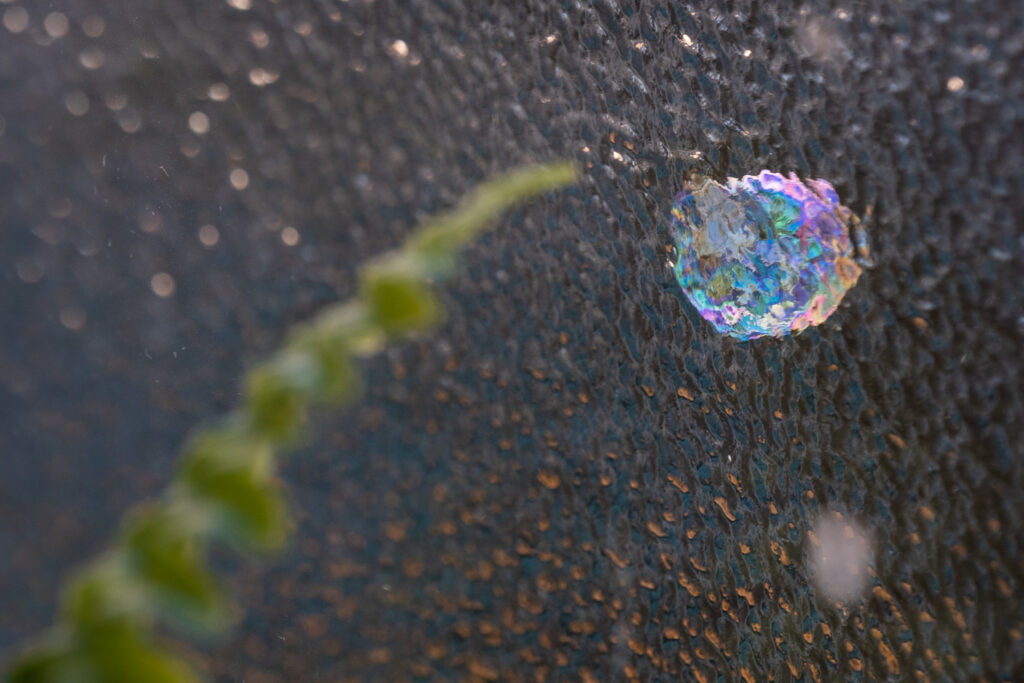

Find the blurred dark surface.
[{"left": 2, "top": 0, "right": 1023, "bottom": 680}]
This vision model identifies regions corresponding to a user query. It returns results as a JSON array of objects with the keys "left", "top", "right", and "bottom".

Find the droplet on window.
[
  {"left": 671, "top": 171, "right": 865, "bottom": 339},
  {"left": 3, "top": 7, "right": 29, "bottom": 34},
  {"left": 44, "top": 12, "right": 69, "bottom": 38},
  {"left": 65, "top": 91, "right": 90, "bottom": 116},
  {"left": 281, "top": 226, "right": 300, "bottom": 246},
  {"left": 151, "top": 272, "right": 176, "bottom": 298},
  {"left": 188, "top": 111, "right": 210, "bottom": 134},
  {"left": 198, "top": 224, "right": 220, "bottom": 247},
  {"left": 230, "top": 168, "right": 250, "bottom": 190}
]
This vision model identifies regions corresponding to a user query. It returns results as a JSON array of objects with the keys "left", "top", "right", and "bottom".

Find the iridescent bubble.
[{"left": 671, "top": 170, "right": 865, "bottom": 340}]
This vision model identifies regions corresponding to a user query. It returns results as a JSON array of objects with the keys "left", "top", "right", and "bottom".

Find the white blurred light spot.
[
  {"left": 79, "top": 46, "right": 105, "bottom": 70},
  {"left": 65, "top": 91, "right": 90, "bottom": 116},
  {"left": 230, "top": 168, "right": 250, "bottom": 190},
  {"left": 389, "top": 39, "right": 409, "bottom": 58},
  {"left": 198, "top": 224, "right": 220, "bottom": 247},
  {"left": 151, "top": 272, "right": 176, "bottom": 298},
  {"left": 188, "top": 111, "right": 210, "bottom": 134},
  {"left": 808, "top": 513, "right": 873, "bottom": 603},
  {"left": 4, "top": 7, "right": 29, "bottom": 34},
  {"left": 281, "top": 226, "right": 300, "bottom": 246},
  {"left": 208, "top": 83, "right": 231, "bottom": 101},
  {"left": 82, "top": 16, "right": 105, "bottom": 38},
  {"left": 946, "top": 76, "right": 965, "bottom": 92},
  {"left": 59, "top": 307, "right": 87, "bottom": 330},
  {"left": 44, "top": 12, "right": 69, "bottom": 38}
]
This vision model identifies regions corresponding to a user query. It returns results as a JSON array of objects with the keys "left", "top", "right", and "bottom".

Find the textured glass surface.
[{"left": 2, "top": 1, "right": 1021, "bottom": 681}]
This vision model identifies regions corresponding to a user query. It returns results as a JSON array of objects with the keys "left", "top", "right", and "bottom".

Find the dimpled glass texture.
[{"left": 671, "top": 170, "right": 863, "bottom": 340}]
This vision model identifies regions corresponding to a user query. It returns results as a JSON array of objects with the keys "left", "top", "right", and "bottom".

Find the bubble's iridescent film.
[{"left": 671, "top": 171, "right": 864, "bottom": 340}]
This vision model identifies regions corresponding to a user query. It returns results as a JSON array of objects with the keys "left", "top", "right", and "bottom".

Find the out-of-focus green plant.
[{"left": 5, "top": 161, "right": 578, "bottom": 683}]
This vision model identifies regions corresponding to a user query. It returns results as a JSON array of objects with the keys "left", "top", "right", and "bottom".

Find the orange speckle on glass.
[
  {"left": 713, "top": 497, "right": 737, "bottom": 522},
  {"left": 537, "top": 471, "right": 560, "bottom": 489},
  {"left": 646, "top": 521, "right": 667, "bottom": 538},
  {"left": 667, "top": 474, "right": 688, "bottom": 493}
]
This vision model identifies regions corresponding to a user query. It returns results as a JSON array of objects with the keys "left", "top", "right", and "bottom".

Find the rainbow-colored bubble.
[{"left": 671, "top": 171, "right": 863, "bottom": 340}]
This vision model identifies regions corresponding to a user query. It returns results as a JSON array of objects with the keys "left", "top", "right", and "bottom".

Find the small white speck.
[{"left": 946, "top": 76, "right": 965, "bottom": 92}]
